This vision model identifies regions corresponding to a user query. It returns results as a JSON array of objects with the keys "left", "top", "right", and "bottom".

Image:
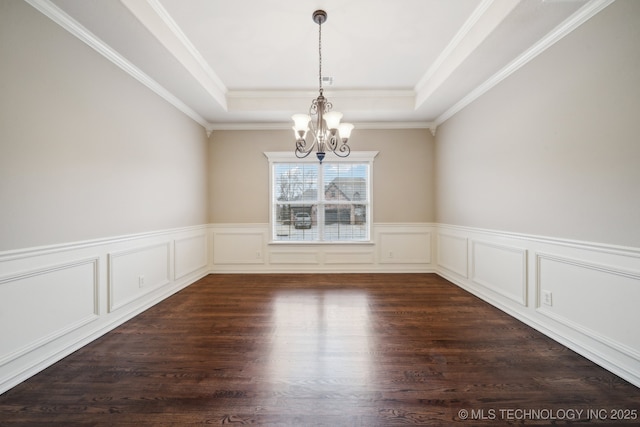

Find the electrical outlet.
[
  {"left": 138, "top": 275, "right": 145, "bottom": 288},
  {"left": 389, "top": 251, "right": 394, "bottom": 258},
  {"left": 542, "top": 290, "right": 552, "bottom": 306}
]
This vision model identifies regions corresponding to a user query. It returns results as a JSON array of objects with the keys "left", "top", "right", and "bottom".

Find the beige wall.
[
  {"left": 5, "top": 0, "right": 636, "bottom": 252},
  {"left": 0, "top": 1, "right": 209, "bottom": 251},
  {"left": 209, "top": 128, "right": 435, "bottom": 224},
  {"left": 435, "top": 0, "right": 640, "bottom": 247}
]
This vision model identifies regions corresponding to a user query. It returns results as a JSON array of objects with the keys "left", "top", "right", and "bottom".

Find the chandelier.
[{"left": 292, "top": 10, "right": 354, "bottom": 163}]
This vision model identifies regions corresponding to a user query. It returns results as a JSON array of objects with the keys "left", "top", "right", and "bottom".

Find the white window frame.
[{"left": 264, "top": 151, "right": 378, "bottom": 244}]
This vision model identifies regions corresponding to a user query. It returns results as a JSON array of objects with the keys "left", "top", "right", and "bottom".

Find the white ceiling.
[{"left": 32, "top": 0, "right": 612, "bottom": 132}]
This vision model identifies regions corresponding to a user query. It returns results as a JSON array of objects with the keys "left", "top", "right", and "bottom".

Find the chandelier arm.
[
  {"left": 296, "top": 100, "right": 317, "bottom": 159},
  {"left": 326, "top": 135, "right": 339, "bottom": 152},
  {"left": 295, "top": 147, "right": 313, "bottom": 159},
  {"left": 332, "top": 141, "right": 351, "bottom": 157},
  {"left": 295, "top": 137, "right": 316, "bottom": 158},
  {"left": 308, "top": 102, "right": 320, "bottom": 138}
]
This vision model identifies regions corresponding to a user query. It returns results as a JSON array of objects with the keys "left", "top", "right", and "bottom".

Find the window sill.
[{"left": 268, "top": 240, "right": 374, "bottom": 246}]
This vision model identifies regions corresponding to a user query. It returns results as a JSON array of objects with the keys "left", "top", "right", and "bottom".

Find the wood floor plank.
[{"left": 0, "top": 273, "right": 638, "bottom": 425}]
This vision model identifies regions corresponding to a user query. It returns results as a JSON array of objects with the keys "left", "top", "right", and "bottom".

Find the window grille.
[{"left": 265, "top": 152, "right": 377, "bottom": 243}]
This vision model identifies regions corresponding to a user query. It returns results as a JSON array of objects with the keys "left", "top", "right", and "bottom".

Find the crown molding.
[
  {"left": 24, "top": 0, "right": 210, "bottom": 129},
  {"left": 433, "top": 0, "right": 615, "bottom": 127},
  {"left": 226, "top": 89, "right": 415, "bottom": 99},
  {"left": 415, "top": 0, "right": 495, "bottom": 92},
  {"left": 415, "top": 0, "right": 518, "bottom": 108},
  {"left": 226, "top": 89, "right": 417, "bottom": 113},
  {"left": 121, "top": 0, "right": 228, "bottom": 110},
  {"left": 206, "top": 121, "right": 435, "bottom": 132}
]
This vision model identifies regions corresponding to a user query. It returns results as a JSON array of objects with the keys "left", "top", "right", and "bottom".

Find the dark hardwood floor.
[{"left": 1, "top": 273, "right": 638, "bottom": 426}]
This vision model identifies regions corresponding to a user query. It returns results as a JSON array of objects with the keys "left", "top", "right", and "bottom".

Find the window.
[{"left": 265, "top": 151, "right": 378, "bottom": 242}]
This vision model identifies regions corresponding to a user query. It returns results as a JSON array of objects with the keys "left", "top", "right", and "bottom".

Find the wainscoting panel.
[
  {"left": 175, "top": 234, "right": 207, "bottom": 281},
  {"left": 471, "top": 240, "right": 527, "bottom": 306},
  {"left": 325, "top": 248, "right": 376, "bottom": 265},
  {"left": 378, "top": 230, "right": 431, "bottom": 264},
  {"left": 436, "top": 233, "right": 468, "bottom": 278},
  {"left": 212, "top": 229, "right": 265, "bottom": 265},
  {"left": 436, "top": 224, "right": 640, "bottom": 388},
  {"left": 536, "top": 253, "right": 640, "bottom": 359},
  {"left": 0, "top": 225, "right": 209, "bottom": 395},
  {"left": 210, "top": 223, "right": 434, "bottom": 273},
  {"left": 269, "top": 248, "right": 320, "bottom": 265},
  {"left": 108, "top": 242, "right": 171, "bottom": 312},
  {"left": 0, "top": 258, "right": 99, "bottom": 366}
]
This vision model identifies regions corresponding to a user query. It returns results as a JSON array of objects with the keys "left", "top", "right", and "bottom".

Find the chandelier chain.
[{"left": 318, "top": 19, "right": 322, "bottom": 93}]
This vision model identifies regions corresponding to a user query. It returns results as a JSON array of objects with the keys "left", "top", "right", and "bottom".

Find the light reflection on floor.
[{"left": 267, "top": 290, "right": 375, "bottom": 402}]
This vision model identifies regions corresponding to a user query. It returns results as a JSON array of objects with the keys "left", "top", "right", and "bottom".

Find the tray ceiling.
[{"left": 29, "top": 0, "right": 613, "bottom": 132}]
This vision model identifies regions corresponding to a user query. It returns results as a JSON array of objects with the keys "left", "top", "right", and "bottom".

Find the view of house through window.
[{"left": 267, "top": 153, "right": 375, "bottom": 242}]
